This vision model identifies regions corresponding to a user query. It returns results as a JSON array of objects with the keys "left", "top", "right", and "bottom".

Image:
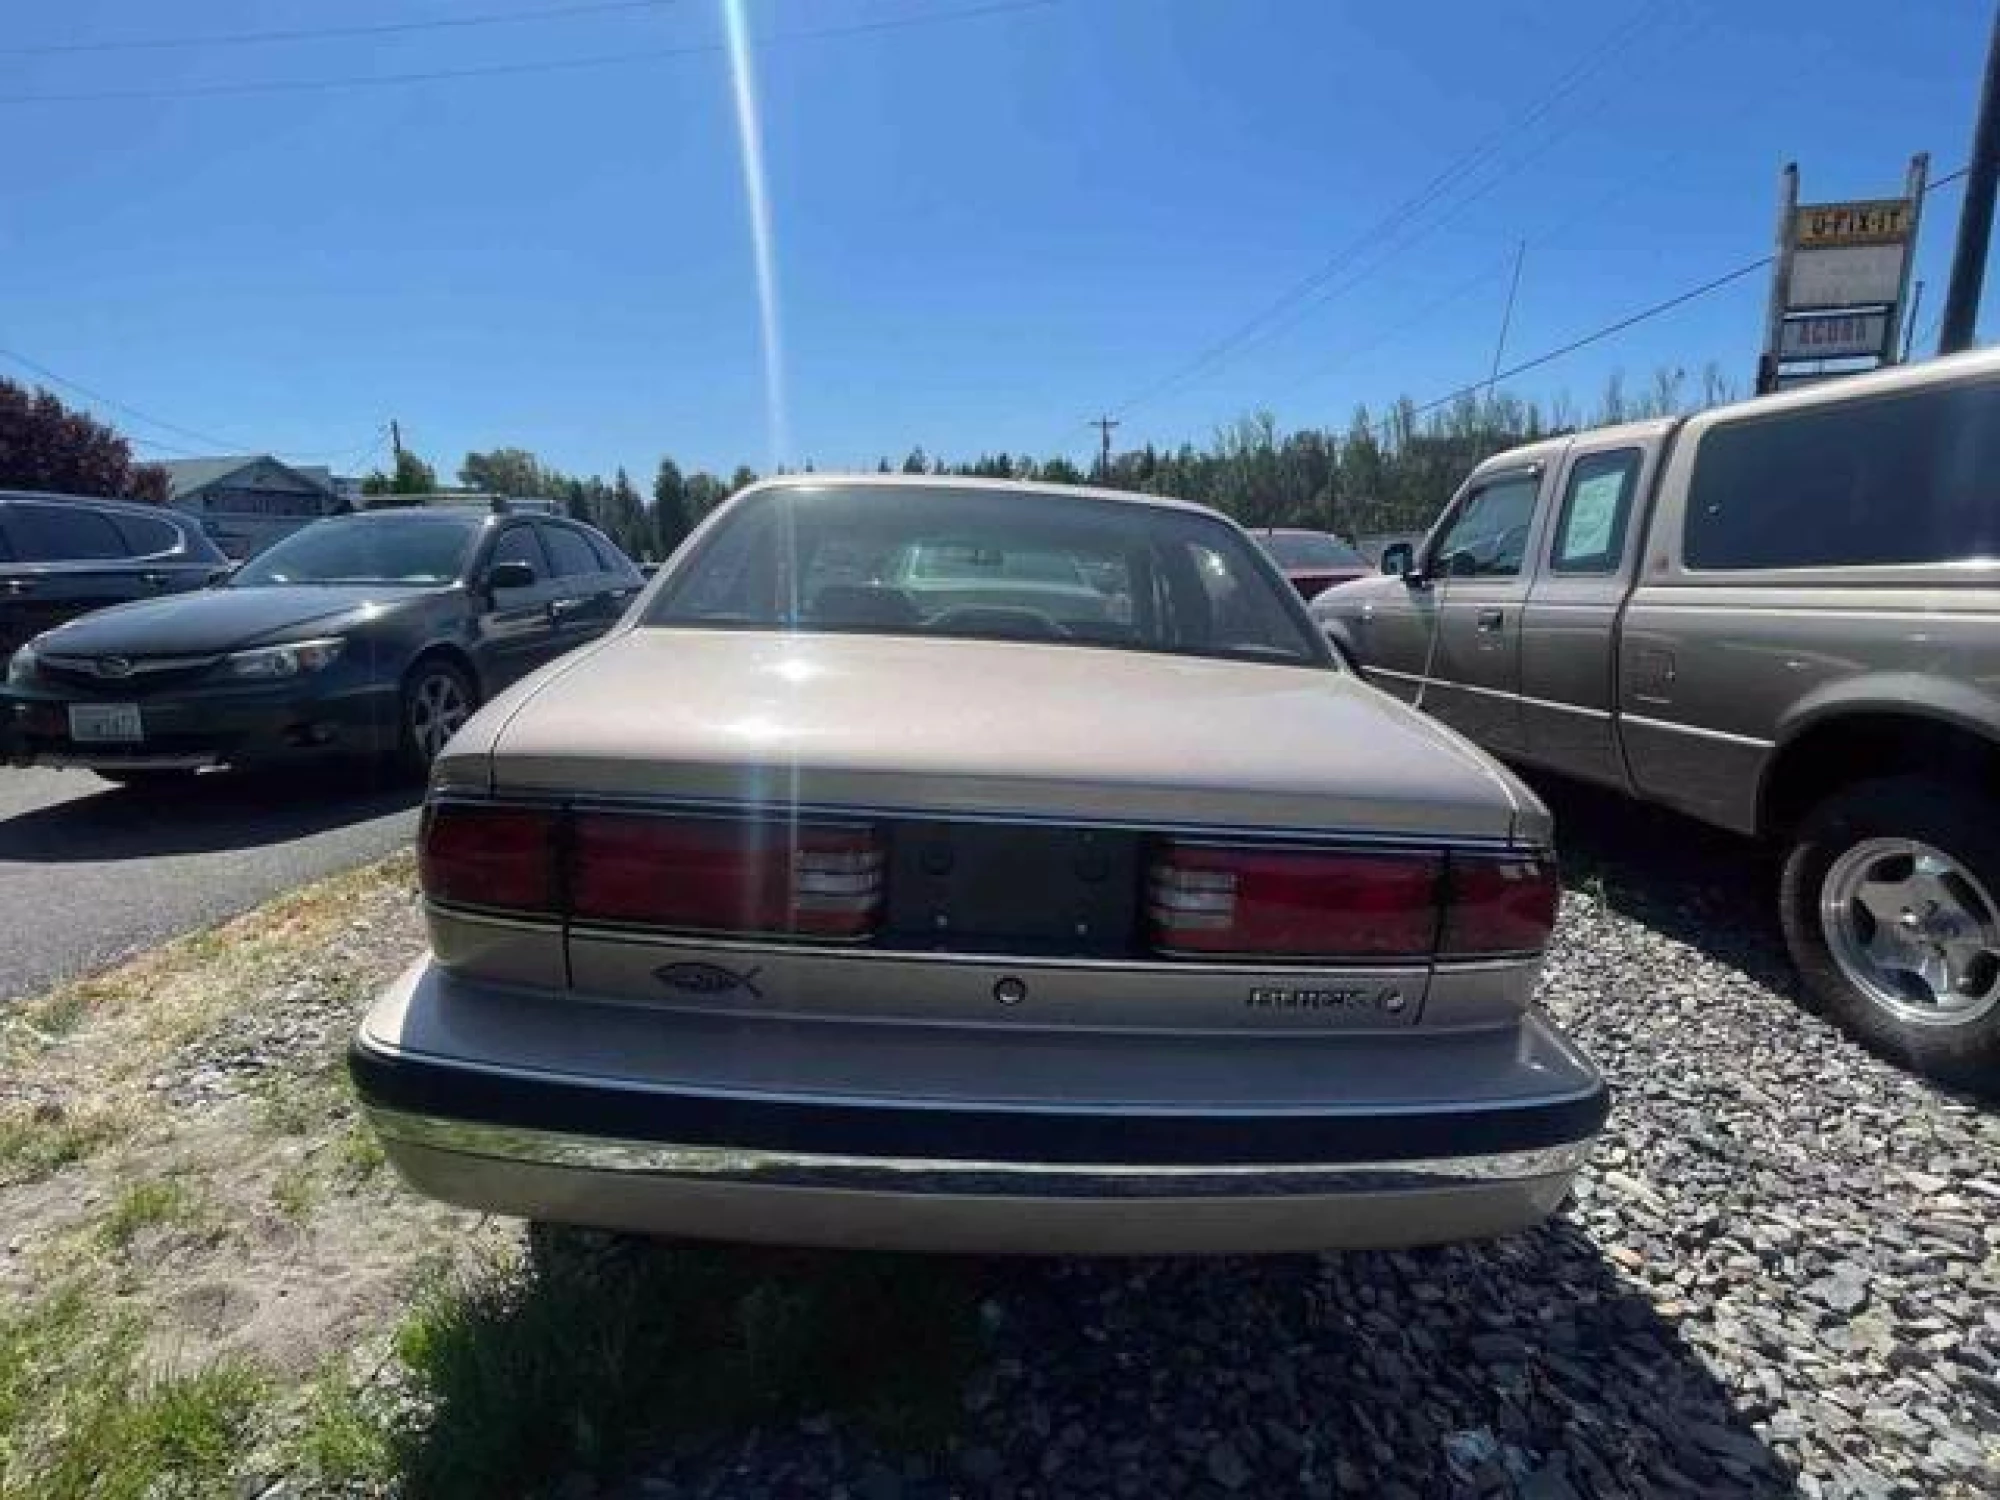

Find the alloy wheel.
[{"left": 1820, "top": 837, "right": 2000, "bottom": 1027}]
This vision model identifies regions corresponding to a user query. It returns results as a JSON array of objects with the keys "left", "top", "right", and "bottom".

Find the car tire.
[
  {"left": 1779, "top": 775, "right": 2000, "bottom": 1089},
  {"left": 94, "top": 768, "right": 200, "bottom": 790},
  {"left": 398, "top": 658, "right": 478, "bottom": 776}
]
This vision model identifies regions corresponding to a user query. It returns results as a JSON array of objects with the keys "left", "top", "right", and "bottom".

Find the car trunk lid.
[{"left": 478, "top": 629, "right": 1530, "bottom": 841}]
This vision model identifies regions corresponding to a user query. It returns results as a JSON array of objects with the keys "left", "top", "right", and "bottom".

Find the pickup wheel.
[{"left": 1780, "top": 776, "right": 2000, "bottom": 1089}]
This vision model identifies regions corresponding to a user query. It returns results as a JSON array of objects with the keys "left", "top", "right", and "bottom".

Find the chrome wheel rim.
[
  {"left": 1820, "top": 837, "right": 2000, "bottom": 1027},
  {"left": 408, "top": 672, "right": 470, "bottom": 762}
]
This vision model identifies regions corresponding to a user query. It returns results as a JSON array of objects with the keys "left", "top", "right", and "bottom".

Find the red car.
[{"left": 1254, "top": 529, "right": 1370, "bottom": 600}]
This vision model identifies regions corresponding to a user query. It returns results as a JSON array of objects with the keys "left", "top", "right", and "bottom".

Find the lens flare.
[{"left": 722, "top": 0, "right": 788, "bottom": 470}]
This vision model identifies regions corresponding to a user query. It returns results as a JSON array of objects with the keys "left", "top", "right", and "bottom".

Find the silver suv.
[{"left": 1315, "top": 349, "right": 2000, "bottom": 1087}]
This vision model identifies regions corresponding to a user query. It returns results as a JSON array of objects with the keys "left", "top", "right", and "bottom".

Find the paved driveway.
[{"left": 0, "top": 766, "right": 419, "bottom": 1002}]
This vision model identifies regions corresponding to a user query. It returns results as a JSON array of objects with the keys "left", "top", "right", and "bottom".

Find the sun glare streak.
[{"left": 722, "top": 0, "right": 789, "bottom": 471}]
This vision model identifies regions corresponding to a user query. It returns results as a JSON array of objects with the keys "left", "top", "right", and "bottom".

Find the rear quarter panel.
[{"left": 1622, "top": 375, "right": 2000, "bottom": 834}]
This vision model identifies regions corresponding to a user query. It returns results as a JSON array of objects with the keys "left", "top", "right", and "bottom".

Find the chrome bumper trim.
[
  {"left": 30, "top": 753, "right": 218, "bottom": 771},
  {"left": 362, "top": 1105, "right": 1593, "bottom": 1198}
]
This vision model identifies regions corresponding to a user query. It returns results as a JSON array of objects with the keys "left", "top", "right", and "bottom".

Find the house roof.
[{"left": 159, "top": 455, "right": 333, "bottom": 501}]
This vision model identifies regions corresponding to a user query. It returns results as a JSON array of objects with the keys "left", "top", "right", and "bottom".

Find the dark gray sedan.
[{"left": 3, "top": 506, "right": 641, "bottom": 784}]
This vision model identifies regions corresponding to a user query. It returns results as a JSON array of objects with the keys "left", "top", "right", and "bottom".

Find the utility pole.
[
  {"left": 1090, "top": 415, "right": 1120, "bottom": 479},
  {"left": 389, "top": 419, "right": 404, "bottom": 465},
  {"left": 1942, "top": 2, "right": 2000, "bottom": 353},
  {"left": 1903, "top": 279, "right": 1927, "bottom": 361}
]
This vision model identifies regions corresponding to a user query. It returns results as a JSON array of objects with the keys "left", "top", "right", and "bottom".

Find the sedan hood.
[
  {"left": 462, "top": 630, "right": 1543, "bottom": 841},
  {"left": 33, "top": 585, "right": 428, "bottom": 656}
]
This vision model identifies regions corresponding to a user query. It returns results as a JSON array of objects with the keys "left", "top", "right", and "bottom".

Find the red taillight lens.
[
  {"left": 1440, "top": 852, "right": 1560, "bottom": 957},
  {"left": 1147, "top": 843, "right": 1444, "bottom": 958},
  {"left": 570, "top": 814, "right": 884, "bottom": 938},
  {"left": 419, "top": 803, "right": 560, "bottom": 913}
]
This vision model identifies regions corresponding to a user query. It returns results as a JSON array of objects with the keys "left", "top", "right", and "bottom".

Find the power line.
[
  {"left": 0, "top": 0, "right": 687, "bottom": 57},
  {"left": 1290, "top": 155, "right": 1976, "bottom": 430},
  {"left": 1101, "top": 0, "right": 1682, "bottom": 421},
  {"left": 0, "top": 0, "right": 1061, "bottom": 106},
  {"left": 0, "top": 344, "right": 259, "bottom": 452},
  {"left": 1384, "top": 255, "right": 1773, "bottom": 433},
  {"left": 0, "top": 344, "right": 384, "bottom": 463}
]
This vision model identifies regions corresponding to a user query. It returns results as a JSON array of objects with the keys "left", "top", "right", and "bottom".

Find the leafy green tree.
[
  {"left": 362, "top": 449, "right": 438, "bottom": 496},
  {"left": 652, "top": 458, "right": 692, "bottom": 557},
  {"left": 599, "top": 467, "right": 647, "bottom": 558},
  {"left": 729, "top": 465, "right": 759, "bottom": 494},
  {"left": 685, "top": 472, "right": 730, "bottom": 521},
  {"left": 0, "top": 378, "right": 169, "bottom": 502},
  {"left": 459, "top": 447, "right": 547, "bottom": 496}
]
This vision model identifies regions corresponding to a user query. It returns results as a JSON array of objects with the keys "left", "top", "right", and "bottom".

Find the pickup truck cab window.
[
  {"left": 1428, "top": 476, "right": 1540, "bottom": 579},
  {"left": 1551, "top": 449, "right": 1641, "bottom": 574}
]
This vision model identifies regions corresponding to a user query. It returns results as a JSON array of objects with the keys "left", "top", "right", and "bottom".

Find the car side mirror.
[
  {"left": 1379, "top": 542, "right": 1416, "bottom": 580},
  {"left": 487, "top": 560, "right": 537, "bottom": 592},
  {"left": 206, "top": 563, "right": 240, "bottom": 588}
]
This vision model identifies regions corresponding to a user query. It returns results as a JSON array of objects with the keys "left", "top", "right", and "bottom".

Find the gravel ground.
[{"left": 603, "top": 787, "right": 2000, "bottom": 1500}]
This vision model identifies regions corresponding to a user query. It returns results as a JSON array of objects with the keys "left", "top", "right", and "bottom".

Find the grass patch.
[
  {"left": 0, "top": 1103, "right": 127, "bottom": 1186},
  {"left": 271, "top": 1163, "right": 319, "bottom": 1223},
  {"left": 335, "top": 1122, "right": 387, "bottom": 1183},
  {"left": 383, "top": 1236, "right": 987, "bottom": 1498},
  {"left": 96, "top": 1180, "right": 198, "bottom": 1254},
  {"left": 255, "top": 1081, "right": 326, "bottom": 1138},
  {"left": 0, "top": 1287, "right": 266, "bottom": 1499},
  {"left": 289, "top": 1360, "right": 395, "bottom": 1487}
]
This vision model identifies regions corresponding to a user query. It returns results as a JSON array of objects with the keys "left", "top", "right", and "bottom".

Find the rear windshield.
[
  {"left": 1685, "top": 378, "right": 2000, "bottom": 569},
  {"left": 647, "top": 485, "right": 1324, "bottom": 667},
  {"left": 232, "top": 517, "right": 478, "bottom": 586},
  {"left": 1260, "top": 532, "right": 1365, "bottom": 570}
]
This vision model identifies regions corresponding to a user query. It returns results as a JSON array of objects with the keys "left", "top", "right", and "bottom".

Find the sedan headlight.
[
  {"left": 6, "top": 643, "right": 37, "bottom": 687},
  {"left": 220, "top": 638, "right": 346, "bottom": 680}
]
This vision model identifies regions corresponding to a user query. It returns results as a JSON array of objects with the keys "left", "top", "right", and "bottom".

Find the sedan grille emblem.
[{"left": 93, "top": 656, "right": 135, "bottom": 679}]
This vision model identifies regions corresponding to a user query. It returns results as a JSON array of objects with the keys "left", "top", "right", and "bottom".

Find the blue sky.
[{"left": 0, "top": 0, "right": 1989, "bottom": 483}]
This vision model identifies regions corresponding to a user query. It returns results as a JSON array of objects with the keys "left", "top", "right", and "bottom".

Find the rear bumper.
[{"left": 350, "top": 959, "right": 1609, "bottom": 1255}]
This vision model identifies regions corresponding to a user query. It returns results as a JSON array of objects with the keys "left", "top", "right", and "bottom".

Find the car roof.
[
  {"left": 0, "top": 489, "right": 198, "bottom": 522},
  {"left": 741, "top": 472, "right": 1229, "bottom": 523}
]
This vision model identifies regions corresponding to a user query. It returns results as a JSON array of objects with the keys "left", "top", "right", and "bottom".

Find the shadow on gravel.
[
  {"left": 0, "top": 765, "right": 418, "bottom": 863},
  {"left": 398, "top": 1222, "right": 1796, "bottom": 1500},
  {"left": 1531, "top": 774, "right": 1806, "bottom": 1001}
]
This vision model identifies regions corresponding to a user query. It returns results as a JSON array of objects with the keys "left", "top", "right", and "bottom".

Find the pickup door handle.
[
  {"left": 139, "top": 571, "right": 171, "bottom": 587},
  {"left": 2, "top": 578, "right": 34, "bottom": 595},
  {"left": 1476, "top": 608, "right": 1506, "bottom": 633},
  {"left": 549, "top": 597, "right": 587, "bottom": 617}
]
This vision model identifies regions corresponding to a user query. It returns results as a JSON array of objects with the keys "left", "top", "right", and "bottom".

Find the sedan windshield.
[
  {"left": 1260, "top": 531, "right": 1366, "bottom": 570},
  {"left": 649, "top": 485, "right": 1323, "bottom": 666},
  {"left": 232, "top": 516, "right": 478, "bottom": 586}
]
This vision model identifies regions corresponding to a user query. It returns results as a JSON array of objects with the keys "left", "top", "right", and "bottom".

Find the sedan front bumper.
[
  {"left": 4, "top": 677, "right": 399, "bottom": 770},
  {"left": 350, "top": 959, "right": 1609, "bottom": 1256}
]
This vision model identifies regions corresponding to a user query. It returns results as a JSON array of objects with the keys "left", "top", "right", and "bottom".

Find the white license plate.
[{"left": 68, "top": 703, "right": 144, "bottom": 743}]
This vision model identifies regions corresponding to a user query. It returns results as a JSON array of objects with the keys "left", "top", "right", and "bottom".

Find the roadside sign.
[
  {"left": 1777, "top": 308, "right": 1893, "bottom": 360},
  {"left": 1794, "top": 199, "right": 1914, "bottom": 249},
  {"left": 1787, "top": 244, "right": 1907, "bottom": 310},
  {"left": 1758, "top": 158, "right": 1927, "bottom": 393}
]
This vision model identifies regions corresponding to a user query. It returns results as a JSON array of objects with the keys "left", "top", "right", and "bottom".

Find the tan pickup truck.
[{"left": 1314, "top": 349, "right": 2000, "bottom": 1086}]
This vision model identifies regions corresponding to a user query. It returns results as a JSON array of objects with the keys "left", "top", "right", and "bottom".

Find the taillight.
[
  {"left": 1147, "top": 843, "right": 1444, "bottom": 958},
  {"left": 419, "top": 803, "right": 560, "bottom": 914},
  {"left": 1439, "top": 851, "right": 1560, "bottom": 957},
  {"left": 570, "top": 813, "right": 884, "bottom": 938},
  {"left": 1146, "top": 841, "right": 1558, "bottom": 961}
]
